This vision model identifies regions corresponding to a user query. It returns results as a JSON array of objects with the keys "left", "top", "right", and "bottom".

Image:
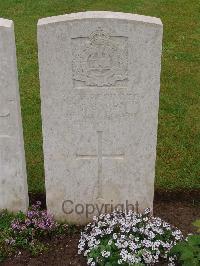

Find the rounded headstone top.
[
  {"left": 0, "top": 18, "right": 13, "bottom": 28},
  {"left": 38, "top": 11, "right": 162, "bottom": 27}
]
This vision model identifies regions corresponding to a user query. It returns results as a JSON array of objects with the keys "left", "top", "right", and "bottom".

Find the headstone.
[
  {"left": 38, "top": 11, "right": 163, "bottom": 224},
  {"left": 0, "top": 18, "right": 28, "bottom": 213}
]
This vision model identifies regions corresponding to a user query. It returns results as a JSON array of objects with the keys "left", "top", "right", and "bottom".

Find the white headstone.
[
  {"left": 38, "top": 11, "right": 163, "bottom": 224},
  {"left": 0, "top": 18, "right": 28, "bottom": 213}
]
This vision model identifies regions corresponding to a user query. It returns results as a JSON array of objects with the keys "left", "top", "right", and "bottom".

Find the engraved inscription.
[
  {"left": 0, "top": 43, "right": 10, "bottom": 138},
  {"left": 0, "top": 101, "right": 11, "bottom": 138},
  {"left": 72, "top": 28, "right": 128, "bottom": 88},
  {"left": 0, "top": 56, "right": 9, "bottom": 89},
  {"left": 64, "top": 92, "right": 140, "bottom": 122},
  {"left": 76, "top": 131, "right": 124, "bottom": 200}
]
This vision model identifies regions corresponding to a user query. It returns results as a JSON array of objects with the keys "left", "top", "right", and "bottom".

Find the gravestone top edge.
[
  {"left": 38, "top": 11, "right": 162, "bottom": 27},
  {"left": 0, "top": 18, "right": 13, "bottom": 28}
]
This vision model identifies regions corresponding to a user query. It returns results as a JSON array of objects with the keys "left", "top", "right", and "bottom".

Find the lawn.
[{"left": 0, "top": 0, "right": 199, "bottom": 193}]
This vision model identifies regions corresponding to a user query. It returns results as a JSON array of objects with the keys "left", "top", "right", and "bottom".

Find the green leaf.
[
  {"left": 180, "top": 249, "right": 194, "bottom": 261},
  {"left": 188, "top": 235, "right": 200, "bottom": 246},
  {"left": 100, "top": 244, "right": 106, "bottom": 252},
  {"left": 105, "top": 262, "right": 112, "bottom": 266}
]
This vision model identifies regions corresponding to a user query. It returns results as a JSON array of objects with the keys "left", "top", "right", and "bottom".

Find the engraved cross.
[{"left": 76, "top": 131, "right": 124, "bottom": 200}]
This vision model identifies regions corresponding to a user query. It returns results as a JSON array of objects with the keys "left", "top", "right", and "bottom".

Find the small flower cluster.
[
  {"left": 4, "top": 201, "right": 66, "bottom": 255},
  {"left": 78, "top": 209, "right": 184, "bottom": 265},
  {"left": 11, "top": 201, "right": 58, "bottom": 237}
]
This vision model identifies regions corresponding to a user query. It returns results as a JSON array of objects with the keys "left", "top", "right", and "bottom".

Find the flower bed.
[
  {"left": 1, "top": 199, "right": 199, "bottom": 265},
  {"left": 0, "top": 202, "right": 67, "bottom": 262},
  {"left": 78, "top": 209, "right": 184, "bottom": 265}
]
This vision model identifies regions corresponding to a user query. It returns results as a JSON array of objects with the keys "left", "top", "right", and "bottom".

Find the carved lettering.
[{"left": 0, "top": 101, "right": 11, "bottom": 137}]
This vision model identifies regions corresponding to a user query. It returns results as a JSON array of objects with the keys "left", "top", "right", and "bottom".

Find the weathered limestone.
[
  {"left": 38, "top": 11, "right": 163, "bottom": 224},
  {"left": 0, "top": 18, "right": 28, "bottom": 213}
]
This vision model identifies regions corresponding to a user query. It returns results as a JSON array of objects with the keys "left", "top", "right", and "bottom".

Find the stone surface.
[
  {"left": 0, "top": 18, "right": 28, "bottom": 213},
  {"left": 38, "top": 11, "right": 163, "bottom": 224}
]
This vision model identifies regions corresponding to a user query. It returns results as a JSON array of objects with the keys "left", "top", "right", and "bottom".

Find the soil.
[{"left": 2, "top": 189, "right": 200, "bottom": 266}]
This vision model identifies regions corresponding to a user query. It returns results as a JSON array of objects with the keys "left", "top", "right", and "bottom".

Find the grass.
[
  {"left": 0, "top": 211, "right": 15, "bottom": 262},
  {"left": 0, "top": 0, "right": 199, "bottom": 193}
]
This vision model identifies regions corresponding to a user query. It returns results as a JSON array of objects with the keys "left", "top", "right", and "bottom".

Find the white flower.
[
  {"left": 108, "top": 239, "right": 112, "bottom": 245},
  {"left": 118, "top": 259, "right": 123, "bottom": 264},
  {"left": 84, "top": 250, "right": 89, "bottom": 256},
  {"left": 129, "top": 242, "right": 138, "bottom": 251},
  {"left": 113, "top": 233, "right": 117, "bottom": 239},
  {"left": 87, "top": 257, "right": 93, "bottom": 263},
  {"left": 101, "top": 250, "right": 110, "bottom": 258},
  {"left": 143, "top": 217, "right": 148, "bottom": 222},
  {"left": 78, "top": 209, "right": 182, "bottom": 266},
  {"left": 144, "top": 208, "right": 150, "bottom": 214},
  {"left": 148, "top": 231, "right": 155, "bottom": 239}
]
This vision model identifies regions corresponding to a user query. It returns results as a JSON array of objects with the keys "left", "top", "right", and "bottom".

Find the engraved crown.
[{"left": 89, "top": 28, "right": 110, "bottom": 45}]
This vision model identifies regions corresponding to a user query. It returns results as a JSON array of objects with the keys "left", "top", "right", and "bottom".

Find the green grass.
[
  {"left": 0, "top": 0, "right": 199, "bottom": 193},
  {"left": 0, "top": 211, "right": 16, "bottom": 262}
]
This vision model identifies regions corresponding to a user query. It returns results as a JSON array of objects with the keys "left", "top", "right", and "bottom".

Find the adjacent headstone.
[
  {"left": 0, "top": 18, "right": 28, "bottom": 213},
  {"left": 38, "top": 11, "right": 163, "bottom": 224}
]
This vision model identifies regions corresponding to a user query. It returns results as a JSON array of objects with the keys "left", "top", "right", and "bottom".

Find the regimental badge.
[{"left": 72, "top": 28, "right": 128, "bottom": 87}]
